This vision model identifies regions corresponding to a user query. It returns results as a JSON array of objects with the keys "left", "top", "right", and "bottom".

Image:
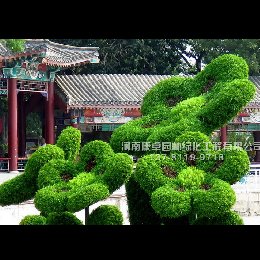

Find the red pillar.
[
  {"left": 220, "top": 125, "right": 227, "bottom": 148},
  {"left": 8, "top": 78, "right": 18, "bottom": 172},
  {"left": 18, "top": 92, "right": 26, "bottom": 157},
  {"left": 45, "top": 81, "right": 55, "bottom": 144}
]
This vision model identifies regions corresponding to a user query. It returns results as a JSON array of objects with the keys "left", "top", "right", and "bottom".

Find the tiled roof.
[
  {"left": 56, "top": 74, "right": 260, "bottom": 109},
  {"left": 0, "top": 39, "right": 99, "bottom": 67},
  {"left": 55, "top": 74, "right": 172, "bottom": 107}
]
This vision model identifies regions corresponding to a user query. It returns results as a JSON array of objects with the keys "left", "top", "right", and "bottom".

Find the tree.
[
  {"left": 51, "top": 39, "right": 187, "bottom": 75},
  {"left": 0, "top": 39, "right": 25, "bottom": 52},
  {"left": 52, "top": 39, "right": 260, "bottom": 76},
  {"left": 186, "top": 39, "right": 260, "bottom": 75}
]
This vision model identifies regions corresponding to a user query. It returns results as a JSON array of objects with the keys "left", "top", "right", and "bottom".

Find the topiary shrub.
[
  {"left": 37, "top": 159, "right": 79, "bottom": 189},
  {"left": 190, "top": 210, "right": 243, "bottom": 225},
  {"left": 0, "top": 126, "right": 132, "bottom": 225},
  {"left": 56, "top": 126, "right": 81, "bottom": 161},
  {"left": 20, "top": 215, "right": 47, "bottom": 225},
  {"left": 110, "top": 54, "right": 255, "bottom": 225},
  {"left": 46, "top": 212, "right": 83, "bottom": 225},
  {"left": 0, "top": 145, "right": 65, "bottom": 206},
  {"left": 191, "top": 175, "right": 236, "bottom": 219},
  {"left": 87, "top": 205, "right": 123, "bottom": 225},
  {"left": 77, "top": 140, "right": 114, "bottom": 173}
]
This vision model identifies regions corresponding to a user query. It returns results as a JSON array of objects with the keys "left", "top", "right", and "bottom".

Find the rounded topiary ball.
[
  {"left": 46, "top": 212, "right": 83, "bottom": 225},
  {"left": 87, "top": 205, "right": 123, "bottom": 225},
  {"left": 20, "top": 215, "right": 46, "bottom": 225},
  {"left": 191, "top": 210, "right": 243, "bottom": 225}
]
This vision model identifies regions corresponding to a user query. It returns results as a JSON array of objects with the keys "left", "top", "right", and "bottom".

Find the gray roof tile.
[
  {"left": 55, "top": 74, "right": 172, "bottom": 107},
  {"left": 56, "top": 74, "right": 260, "bottom": 108}
]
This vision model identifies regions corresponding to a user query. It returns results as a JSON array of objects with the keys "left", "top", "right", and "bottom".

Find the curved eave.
[{"left": 42, "top": 58, "right": 98, "bottom": 68}]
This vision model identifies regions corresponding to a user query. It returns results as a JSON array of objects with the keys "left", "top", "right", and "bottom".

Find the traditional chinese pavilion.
[{"left": 0, "top": 39, "right": 99, "bottom": 172}]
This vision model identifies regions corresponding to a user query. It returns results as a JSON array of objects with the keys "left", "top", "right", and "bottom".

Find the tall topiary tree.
[{"left": 110, "top": 54, "right": 256, "bottom": 225}]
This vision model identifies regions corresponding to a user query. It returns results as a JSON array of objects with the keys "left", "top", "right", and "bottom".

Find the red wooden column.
[
  {"left": 18, "top": 92, "right": 26, "bottom": 157},
  {"left": 45, "top": 81, "right": 55, "bottom": 144},
  {"left": 220, "top": 125, "right": 227, "bottom": 148},
  {"left": 8, "top": 78, "right": 18, "bottom": 172}
]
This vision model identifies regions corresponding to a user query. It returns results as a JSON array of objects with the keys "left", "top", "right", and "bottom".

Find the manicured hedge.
[
  {"left": 0, "top": 174, "right": 36, "bottom": 206},
  {"left": 56, "top": 126, "right": 81, "bottom": 161},
  {"left": 151, "top": 184, "right": 191, "bottom": 218},
  {"left": 77, "top": 140, "right": 114, "bottom": 173},
  {"left": 100, "top": 153, "right": 133, "bottom": 193},
  {"left": 20, "top": 215, "right": 47, "bottom": 225},
  {"left": 209, "top": 146, "right": 250, "bottom": 185},
  {"left": 141, "top": 77, "right": 197, "bottom": 116},
  {"left": 191, "top": 210, "right": 243, "bottom": 225},
  {"left": 135, "top": 154, "right": 179, "bottom": 195},
  {"left": 125, "top": 176, "right": 162, "bottom": 225},
  {"left": 46, "top": 212, "right": 83, "bottom": 225},
  {"left": 34, "top": 182, "right": 71, "bottom": 214},
  {"left": 37, "top": 159, "right": 79, "bottom": 189},
  {"left": 87, "top": 205, "right": 123, "bottom": 225},
  {"left": 177, "top": 167, "right": 205, "bottom": 190},
  {"left": 112, "top": 54, "right": 254, "bottom": 225},
  {"left": 25, "top": 145, "right": 65, "bottom": 179},
  {"left": 67, "top": 183, "right": 110, "bottom": 212},
  {"left": 191, "top": 176, "right": 236, "bottom": 218}
]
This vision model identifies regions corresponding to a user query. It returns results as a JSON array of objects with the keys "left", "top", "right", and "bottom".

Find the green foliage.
[
  {"left": 56, "top": 126, "right": 81, "bottom": 161},
  {"left": 177, "top": 167, "right": 205, "bottom": 190},
  {"left": 20, "top": 215, "right": 46, "bottom": 225},
  {"left": 110, "top": 54, "right": 253, "bottom": 225},
  {"left": 100, "top": 153, "right": 133, "bottom": 193},
  {"left": 191, "top": 211, "right": 243, "bottom": 225},
  {"left": 37, "top": 159, "right": 78, "bottom": 189},
  {"left": 192, "top": 176, "right": 236, "bottom": 219},
  {"left": 24, "top": 144, "right": 65, "bottom": 178},
  {"left": 0, "top": 174, "right": 36, "bottom": 205},
  {"left": 5, "top": 39, "right": 25, "bottom": 52},
  {"left": 26, "top": 112, "right": 42, "bottom": 138},
  {"left": 67, "top": 183, "right": 109, "bottom": 212},
  {"left": 87, "top": 205, "right": 123, "bottom": 225},
  {"left": 34, "top": 183, "right": 70, "bottom": 214},
  {"left": 135, "top": 154, "right": 178, "bottom": 195},
  {"left": 141, "top": 77, "right": 196, "bottom": 115},
  {"left": 151, "top": 185, "right": 191, "bottom": 218},
  {"left": 77, "top": 140, "right": 114, "bottom": 172},
  {"left": 46, "top": 212, "right": 83, "bottom": 225},
  {"left": 0, "top": 97, "right": 7, "bottom": 117},
  {"left": 52, "top": 39, "right": 185, "bottom": 75},
  {"left": 198, "top": 79, "right": 256, "bottom": 131},
  {"left": 209, "top": 147, "right": 250, "bottom": 184},
  {"left": 125, "top": 176, "right": 162, "bottom": 225}
]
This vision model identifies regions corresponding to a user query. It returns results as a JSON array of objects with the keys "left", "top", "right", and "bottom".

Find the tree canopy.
[{"left": 52, "top": 39, "right": 260, "bottom": 76}]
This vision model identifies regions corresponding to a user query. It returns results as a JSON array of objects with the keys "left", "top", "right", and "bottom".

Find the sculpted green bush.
[
  {"left": 110, "top": 54, "right": 255, "bottom": 225},
  {"left": 87, "top": 205, "right": 123, "bottom": 225},
  {"left": 20, "top": 215, "right": 47, "bottom": 225},
  {"left": 56, "top": 126, "right": 81, "bottom": 161},
  {"left": 0, "top": 126, "right": 132, "bottom": 225}
]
